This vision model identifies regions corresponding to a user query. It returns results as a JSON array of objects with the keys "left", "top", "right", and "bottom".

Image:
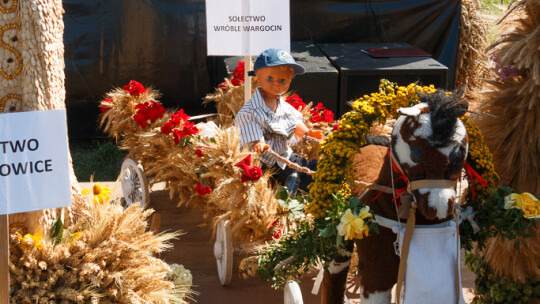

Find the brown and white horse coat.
[{"left": 321, "top": 91, "right": 469, "bottom": 304}]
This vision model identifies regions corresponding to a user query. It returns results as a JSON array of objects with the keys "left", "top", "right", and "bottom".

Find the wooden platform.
[{"left": 110, "top": 182, "right": 476, "bottom": 303}]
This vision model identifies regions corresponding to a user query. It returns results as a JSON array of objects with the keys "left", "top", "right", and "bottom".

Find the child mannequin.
[{"left": 235, "top": 48, "right": 323, "bottom": 191}]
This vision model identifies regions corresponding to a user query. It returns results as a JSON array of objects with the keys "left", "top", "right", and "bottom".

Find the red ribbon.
[
  {"left": 372, "top": 149, "right": 409, "bottom": 205},
  {"left": 464, "top": 162, "right": 489, "bottom": 199}
]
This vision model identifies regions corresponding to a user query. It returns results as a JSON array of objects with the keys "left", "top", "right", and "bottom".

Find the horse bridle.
[{"left": 388, "top": 147, "right": 458, "bottom": 201}]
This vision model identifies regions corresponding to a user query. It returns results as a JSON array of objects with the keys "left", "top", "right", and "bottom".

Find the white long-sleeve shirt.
[{"left": 235, "top": 87, "right": 303, "bottom": 168}]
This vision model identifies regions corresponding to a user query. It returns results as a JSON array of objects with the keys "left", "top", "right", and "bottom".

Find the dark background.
[{"left": 64, "top": 0, "right": 461, "bottom": 138}]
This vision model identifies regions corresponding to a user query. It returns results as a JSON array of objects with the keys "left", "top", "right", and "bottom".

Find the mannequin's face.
[{"left": 256, "top": 66, "right": 294, "bottom": 98}]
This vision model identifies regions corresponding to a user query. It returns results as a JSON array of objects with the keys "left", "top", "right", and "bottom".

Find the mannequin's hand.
[
  {"left": 252, "top": 142, "right": 270, "bottom": 154},
  {"left": 306, "top": 129, "right": 324, "bottom": 140}
]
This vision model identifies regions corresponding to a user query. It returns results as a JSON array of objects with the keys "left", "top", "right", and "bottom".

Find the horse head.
[{"left": 391, "top": 90, "right": 469, "bottom": 221}]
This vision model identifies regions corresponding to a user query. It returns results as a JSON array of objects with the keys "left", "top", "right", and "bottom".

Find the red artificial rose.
[
  {"left": 171, "top": 109, "right": 190, "bottom": 123},
  {"left": 171, "top": 122, "right": 199, "bottom": 145},
  {"left": 161, "top": 122, "right": 172, "bottom": 135},
  {"left": 195, "top": 182, "right": 212, "bottom": 195},
  {"left": 235, "top": 154, "right": 251, "bottom": 167},
  {"left": 99, "top": 98, "right": 113, "bottom": 113},
  {"left": 268, "top": 219, "right": 279, "bottom": 230},
  {"left": 232, "top": 61, "right": 245, "bottom": 80},
  {"left": 133, "top": 112, "right": 149, "bottom": 128},
  {"left": 241, "top": 165, "right": 262, "bottom": 182},
  {"left": 285, "top": 94, "right": 306, "bottom": 111},
  {"left": 195, "top": 147, "right": 204, "bottom": 158},
  {"left": 133, "top": 101, "right": 166, "bottom": 128},
  {"left": 235, "top": 155, "right": 262, "bottom": 182},
  {"left": 183, "top": 121, "right": 199, "bottom": 136},
  {"left": 322, "top": 109, "right": 334, "bottom": 123},
  {"left": 333, "top": 121, "right": 340, "bottom": 131},
  {"left": 272, "top": 227, "right": 283, "bottom": 240},
  {"left": 309, "top": 109, "right": 323, "bottom": 123},
  {"left": 147, "top": 101, "right": 166, "bottom": 121},
  {"left": 172, "top": 129, "right": 183, "bottom": 145},
  {"left": 123, "top": 80, "right": 147, "bottom": 97},
  {"left": 231, "top": 78, "right": 241, "bottom": 86},
  {"left": 218, "top": 82, "right": 227, "bottom": 92},
  {"left": 314, "top": 102, "right": 325, "bottom": 112}
]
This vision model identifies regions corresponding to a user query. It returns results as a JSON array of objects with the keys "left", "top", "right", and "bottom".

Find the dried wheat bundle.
[
  {"left": 9, "top": 200, "right": 191, "bottom": 303},
  {"left": 475, "top": 0, "right": 540, "bottom": 194},
  {"left": 197, "top": 128, "right": 283, "bottom": 243},
  {"left": 99, "top": 87, "right": 165, "bottom": 146},
  {"left": 483, "top": 225, "right": 540, "bottom": 283},
  {"left": 203, "top": 77, "right": 258, "bottom": 126},
  {"left": 100, "top": 87, "right": 286, "bottom": 246},
  {"left": 456, "top": 0, "right": 489, "bottom": 94},
  {"left": 473, "top": 0, "right": 540, "bottom": 283}
]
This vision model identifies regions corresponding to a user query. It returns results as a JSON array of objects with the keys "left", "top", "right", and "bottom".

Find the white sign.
[
  {"left": 0, "top": 109, "right": 71, "bottom": 215},
  {"left": 206, "top": 0, "right": 290, "bottom": 56}
]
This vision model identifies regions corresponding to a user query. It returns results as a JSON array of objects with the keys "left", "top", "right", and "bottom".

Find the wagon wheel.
[
  {"left": 284, "top": 281, "right": 304, "bottom": 304},
  {"left": 120, "top": 158, "right": 149, "bottom": 208},
  {"left": 214, "top": 219, "right": 233, "bottom": 286}
]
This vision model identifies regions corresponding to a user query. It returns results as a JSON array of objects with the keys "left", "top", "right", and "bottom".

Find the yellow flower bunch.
[
  {"left": 16, "top": 227, "right": 43, "bottom": 251},
  {"left": 337, "top": 207, "right": 373, "bottom": 240},
  {"left": 504, "top": 192, "right": 540, "bottom": 219},
  {"left": 306, "top": 79, "right": 435, "bottom": 218},
  {"left": 82, "top": 182, "right": 112, "bottom": 205},
  {"left": 462, "top": 117, "right": 500, "bottom": 199},
  {"left": 70, "top": 231, "right": 83, "bottom": 243}
]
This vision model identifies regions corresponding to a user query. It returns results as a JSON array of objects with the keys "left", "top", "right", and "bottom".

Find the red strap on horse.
[
  {"left": 464, "top": 162, "right": 489, "bottom": 199},
  {"left": 372, "top": 149, "right": 409, "bottom": 204}
]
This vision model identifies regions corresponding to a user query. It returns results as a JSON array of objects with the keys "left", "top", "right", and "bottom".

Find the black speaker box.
[
  {"left": 317, "top": 43, "right": 448, "bottom": 116},
  {"left": 223, "top": 41, "right": 339, "bottom": 114}
]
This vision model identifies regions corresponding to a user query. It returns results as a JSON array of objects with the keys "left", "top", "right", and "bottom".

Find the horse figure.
[{"left": 320, "top": 90, "right": 469, "bottom": 304}]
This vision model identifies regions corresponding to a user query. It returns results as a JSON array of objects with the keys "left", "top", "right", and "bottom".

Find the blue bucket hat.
[{"left": 248, "top": 48, "right": 306, "bottom": 76}]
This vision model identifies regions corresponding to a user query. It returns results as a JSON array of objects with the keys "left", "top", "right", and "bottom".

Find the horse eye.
[{"left": 410, "top": 145, "right": 422, "bottom": 163}]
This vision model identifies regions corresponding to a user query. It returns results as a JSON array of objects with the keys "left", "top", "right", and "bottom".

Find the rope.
[{"left": 264, "top": 148, "right": 316, "bottom": 175}]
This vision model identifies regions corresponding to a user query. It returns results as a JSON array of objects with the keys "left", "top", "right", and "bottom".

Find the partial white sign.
[
  {"left": 0, "top": 109, "right": 71, "bottom": 215},
  {"left": 206, "top": 0, "right": 290, "bottom": 56}
]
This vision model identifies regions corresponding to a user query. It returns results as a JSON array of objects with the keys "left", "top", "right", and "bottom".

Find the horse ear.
[{"left": 397, "top": 106, "right": 422, "bottom": 117}]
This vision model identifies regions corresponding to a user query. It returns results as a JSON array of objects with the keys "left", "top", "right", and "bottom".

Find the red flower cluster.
[
  {"left": 231, "top": 61, "right": 245, "bottom": 85},
  {"left": 333, "top": 120, "right": 340, "bottom": 131},
  {"left": 123, "top": 80, "right": 147, "bottom": 97},
  {"left": 99, "top": 97, "right": 113, "bottom": 114},
  {"left": 268, "top": 219, "right": 283, "bottom": 240},
  {"left": 285, "top": 94, "right": 307, "bottom": 111},
  {"left": 235, "top": 154, "right": 262, "bottom": 182},
  {"left": 310, "top": 102, "right": 334, "bottom": 123},
  {"left": 133, "top": 101, "right": 166, "bottom": 128},
  {"left": 161, "top": 109, "right": 199, "bottom": 145},
  {"left": 219, "top": 61, "right": 245, "bottom": 90},
  {"left": 195, "top": 147, "right": 204, "bottom": 158},
  {"left": 195, "top": 182, "right": 212, "bottom": 195}
]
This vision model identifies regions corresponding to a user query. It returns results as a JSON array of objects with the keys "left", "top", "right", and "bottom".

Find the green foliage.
[
  {"left": 460, "top": 186, "right": 537, "bottom": 251},
  {"left": 276, "top": 187, "right": 306, "bottom": 221},
  {"left": 50, "top": 208, "right": 64, "bottom": 245},
  {"left": 257, "top": 193, "right": 377, "bottom": 289},
  {"left": 70, "top": 140, "right": 127, "bottom": 182},
  {"left": 466, "top": 253, "right": 540, "bottom": 303}
]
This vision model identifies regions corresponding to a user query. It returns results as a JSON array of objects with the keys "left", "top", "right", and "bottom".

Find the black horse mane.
[{"left": 418, "top": 89, "right": 468, "bottom": 147}]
